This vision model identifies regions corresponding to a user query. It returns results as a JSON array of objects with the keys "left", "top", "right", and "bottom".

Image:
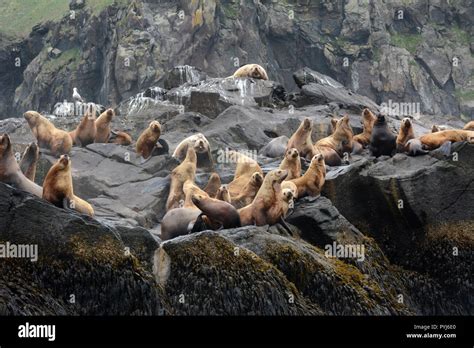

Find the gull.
[{"left": 73, "top": 88, "right": 84, "bottom": 103}]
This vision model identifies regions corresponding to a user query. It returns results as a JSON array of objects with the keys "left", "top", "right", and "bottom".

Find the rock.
[
  {"left": 0, "top": 182, "right": 167, "bottom": 315},
  {"left": 162, "top": 65, "right": 207, "bottom": 90},
  {"left": 48, "top": 48, "right": 62, "bottom": 59},
  {"left": 69, "top": 0, "right": 86, "bottom": 10}
]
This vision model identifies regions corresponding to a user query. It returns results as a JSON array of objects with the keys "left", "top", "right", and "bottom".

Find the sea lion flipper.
[{"left": 278, "top": 217, "right": 293, "bottom": 235}]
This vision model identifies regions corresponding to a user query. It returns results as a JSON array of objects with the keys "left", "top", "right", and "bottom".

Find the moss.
[
  {"left": 221, "top": 1, "right": 239, "bottom": 19},
  {"left": 390, "top": 33, "right": 422, "bottom": 54},
  {"left": 454, "top": 89, "right": 474, "bottom": 102},
  {"left": 42, "top": 47, "right": 81, "bottom": 74}
]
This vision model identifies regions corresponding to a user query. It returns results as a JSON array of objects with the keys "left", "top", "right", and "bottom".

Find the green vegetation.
[
  {"left": 43, "top": 47, "right": 81, "bottom": 73},
  {"left": 450, "top": 25, "right": 470, "bottom": 46},
  {"left": 390, "top": 33, "right": 422, "bottom": 54},
  {"left": 454, "top": 89, "right": 474, "bottom": 102},
  {"left": 221, "top": 2, "right": 239, "bottom": 19},
  {"left": 0, "top": 0, "right": 125, "bottom": 38}
]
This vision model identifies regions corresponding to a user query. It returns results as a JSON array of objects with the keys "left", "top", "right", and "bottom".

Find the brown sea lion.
[
  {"left": 419, "top": 129, "right": 474, "bottom": 150},
  {"left": 315, "top": 115, "right": 353, "bottom": 156},
  {"left": 279, "top": 147, "right": 301, "bottom": 180},
  {"left": 166, "top": 147, "right": 197, "bottom": 211},
  {"left": 238, "top": 169, "right": 288, "bottom": 226},
  {"left": 69, "top": 103, "right": 97, "bottom": 147},
  {"left": 94, "top": 108, "right": 115, "bottom": 143},
  {"left": 192, "top": 194, "right": 241, "bottom": 229},
  {"left": 19, "top": 142, "right": 40, "bottom": 182},
  {"left": 216, "top": 185, "right": 232, "bottom": 203},
  {"left": 285, "top": 153, "right": 326, "bottom": 199},
  {"left": 0, "top": 134, "right": 42, "bottom": 197},
  {"left": 136, "top": 121, "right": 162, "bottom": 160},
  {"left": 42, "top": 155, "right": 94, "bottom": 216},
  {"left": 369, "top": 115, "right": 396, "bottom": 157},
  {"left": 160, "top": 207, "right": 201, "bottom": 241},
  {"left": 396, "top": 118, "right": 415, "bottom": 153},
  {"left": 232, "top": 64, "right": 268, "bottom": 80},
  {"left": 23, "top": 111, "right": 72, "bottom": 156},
  {"left": 353, "top": 108, "right": 377, "bottom": 147}
]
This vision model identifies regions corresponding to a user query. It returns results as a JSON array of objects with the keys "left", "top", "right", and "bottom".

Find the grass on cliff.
[
  {"left": 0, "top": 0, "right": 125, "bottom": 38},
  {"left": 390, "top": 33, "right": 422, "bottom": 54}
]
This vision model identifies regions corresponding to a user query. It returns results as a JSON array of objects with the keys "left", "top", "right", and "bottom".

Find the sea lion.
[
  {"left": 329, "top": 118, "right": 339, "bottom": 134},
  {"left": 287, "top": 118, "right": 315, "bottom": 160},
  {"left": 69, "top": 103, "right": 97, "bottom": 147},
  {"left": 315, "top": 115, "right": 353, "bottom": 156},
  {"left": 23, "top": 111, "right": 73, "bottom": 156},
  {"left": 353, "top": 108, "right": 377, "bottom": 147},
  {"left": 136, "top": 121, "right": 162, "bottom": 161},
  {"left": 42, "top": 155, "right": 94, "bottom": 216},
  {"left": 259, "top": 135, "right": 289, "bottom": 158},
  {"left": 109, "top": 130, "right": 133, "bottom": 146},
  {"left": 166, "top": 146, "right": 197, "bottom": 211},
  {"left": 281, "top": 180, "right": 297, "bottom": 198},
  {"left": 431, "top": 125, "right": 441, "bottom": 133},
  {"left": 419, "top": 129, "right": 474, "bottom": 150},
  {"left": 160, "top": 207, "right": 201, "bottom": 241},
  {"left": 369, "top": 115, "right": 396, "bottom": 157},
  {"left": 216, "top": 185, "right": 232, "bottom": 203},
  {"left": 227, "top": 151, "right": 263, "bottom": 196},
  {"left": 182, "top": 179, "right": 209, "bottom": 209},
  {"left": 238, "top": 169, "right": 288, "bottom": 226},
  {"left": 405, "top": 139, "right": 429, "bottom": 156},
  {"left": 285, "top": 153, "right": 326, "bottom": 199},
  {"left": 396, "top": 118, "right": 415, "bottom": 153},
  {"left": 172, "top": 133, "right": 213, "bottom": 169},
  {"left": 279, "top": 148, "right": 301, "bottom": 180},
  {"left": 203, "top": 172, "right": 221, "bottom": 198},
  {"left": 232, "top": 64, "right": 268, "bottom": 80},
  {"left": 19, "top": 142, "right": 40, "bottom": 182},
  {"left": 94, "top": 108, "right": 115, "bottom": 143},
  {"left": 463, "top": 121, "right": 474, "bottom": 131},
  {"left": 192, "top": 194, "right": 241, "bottom": 229},
  {"left": 281, "top": 188, "right": 295, "bottom": 218},
  {"left": 0, "top": 134, "right": 42, "bottom": 197},
  {"left": 230, "top": 171, "right": 263, "bottom": 209}
]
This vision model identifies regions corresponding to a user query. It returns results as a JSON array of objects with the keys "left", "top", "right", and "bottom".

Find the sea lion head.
[
  {"left": 191, "top": 193, "right": 207, "bottom": 207},
  {"left": 23, "top": 111, "right": 40, "bottom": 126},
  {"left": 302, "top": 118, "right": 312, "bottom": 131},
  {"left": 362, "top": 108, "right": 376, "bottom": 120},
  {"left": 310, "top": 153, "right": 325, "bottom": 168},
  {"left": 282, "top": 188, "right": 294, "bottom": 202},
  {"left": 401, "top": 118, "right": 412, "bottom": 132},
  {"left": 251, "top": 65, "right": 266, "bottom": 79},
  {"left": 375, "top": 114, "right": 386, "bottom": 125},
  {"left": 149, "top": 121, "right": 161, "bottom": 134},
  {"left": 286, "top": 148, "right": 299, "bottom": 160},
  {"left": 0, "top": 134, "right": 12, "bottom": 155},
  {"left": 272, "top": 169, "right": 288, "bottom": 183},
  {"left": 251, "top": 172, "right": 263, "bottom": 186},
  {"left": 57, "top": 154, "right": 71, "bottom": 170},
  {"left": 431, "top": 125, "right": 440, "bottom": 133}
]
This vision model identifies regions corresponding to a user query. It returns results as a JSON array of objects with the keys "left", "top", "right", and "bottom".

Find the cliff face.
[{"left": 0, "top": 0, "right": 472, "bottom": 119}]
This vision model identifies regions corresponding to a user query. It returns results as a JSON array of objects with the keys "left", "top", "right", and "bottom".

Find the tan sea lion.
[
  {"left": 285, "top": 153, "right": 326, "bottom": 198},
  {"left": 42, "top": 155, "right": 94, "bottom": 216},
  {"left": 23, "top": 111, "right": 72, "bottom": 156},
  {"left": 287, "top": 118, "right": 315, "bottom": 160},
  {"left": 238, "top": 169, "right": 288, "bottom": 226},
  {"left": 315, "top": 115, "right": 353, "bottom": 156},
  {"left": 69, "top": 104, "right": 97, "bottom": 147},
  {"left": 19, "top": 142, "right": 40, "bottom": 182},
  {"left": 353, "top": 108, "right": 377, "bottom": 147},
  {"left": 203, "top": 172, "right": 221, "bottom": 198},
  {"left": 136, "top": 121, "right": 162, "bottom": 160},
  {"left": 396, "top": 118, "right": 415, "bottom": 153},
  {"left": 0, "top": 134, "right": 42, "bottom": 197},
  {"left": 419, "top": 129, "right": 474, "bottom": 150},
  {"left": 166, "top": 147, "right": 197, "bottom": 211},
  {"left": 279, "top": 147, "right": 301, "bottom": 180},
  {"left": 94, "top": 108, "right": 115, "bottom": 143},
  {"left": 182, "top": 179, "right": 209, "bottom": 209},
  {"left": 172, "top": 133, "right": 214, "bottom": 168},
  {"left": 463, "top": 121, "right": 474, "bottom": 131},
  {"left": 232, "top": 64, "right": 268, "bottom": 80},
  {"left": 230, "top": 171, "right": 263, "bottom": 209},
  {"left": 227, "top": 151, "right": 263, "bottom": 197},
  {"left": 216, "top": 185, "right": 232, "bottom": 203},
  {"left": 109, "top": 130, "right": 133, "bottom": 146}
]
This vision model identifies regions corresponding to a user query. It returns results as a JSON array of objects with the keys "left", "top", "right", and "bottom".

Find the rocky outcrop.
[{"left": 0, "top": 0, "right": 472, "bottom": 118}]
